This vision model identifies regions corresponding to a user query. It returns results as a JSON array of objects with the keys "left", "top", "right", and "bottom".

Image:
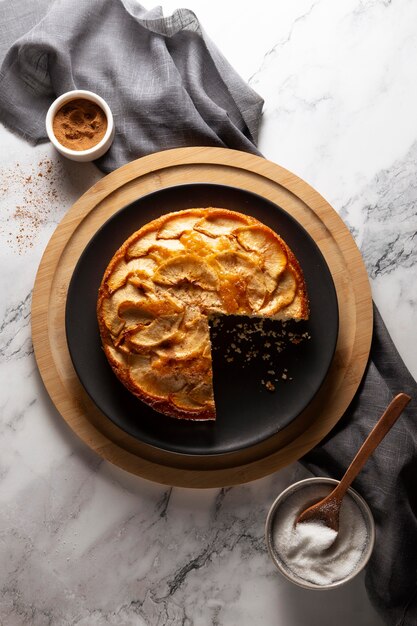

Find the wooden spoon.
[{"left": 296, "top": 392, "right": 411, "bottom": 531}]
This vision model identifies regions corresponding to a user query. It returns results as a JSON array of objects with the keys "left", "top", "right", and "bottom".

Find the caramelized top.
[{"left": 97, "top": 208, "right": 308, "bottom": 420}]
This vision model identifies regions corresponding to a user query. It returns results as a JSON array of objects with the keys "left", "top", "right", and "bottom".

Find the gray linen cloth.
[
  {"left": 0, "top": 2, "right": 416, "bottom": 625},
  {"left": 0, "top": 0, "right": 263, "bottom": 172}
]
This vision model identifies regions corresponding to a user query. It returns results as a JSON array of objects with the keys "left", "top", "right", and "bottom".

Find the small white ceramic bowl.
[
  {"left": 45, "top": 89, "right": 115, "bottom": 162},
  {"left": 265, "top": 477, "right": 375, "bottom": 590}
]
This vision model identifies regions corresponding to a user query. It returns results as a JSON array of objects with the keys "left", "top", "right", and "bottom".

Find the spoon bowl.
[{"left": 265, "top": 477, "right": 375, "bottom": 589}]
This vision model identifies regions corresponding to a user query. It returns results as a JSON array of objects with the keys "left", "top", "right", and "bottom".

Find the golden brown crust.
[
  {"left": 97, "top": 208, "right": 309, "bottom": 421},
  {"left": 286, "top": 251, "right": 310, "bottom": 320},
  {"left": 97, "top": 319, "right": 216, "bottom": 421}
]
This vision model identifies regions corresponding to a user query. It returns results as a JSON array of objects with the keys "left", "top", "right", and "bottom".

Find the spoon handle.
[{"left": 333, "top": 393, "right": 411, "bottom": 502}]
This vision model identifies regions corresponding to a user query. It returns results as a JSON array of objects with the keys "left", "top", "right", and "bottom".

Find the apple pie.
[{"left": 97, "top": 208, "right": 309, "bottom": 420}]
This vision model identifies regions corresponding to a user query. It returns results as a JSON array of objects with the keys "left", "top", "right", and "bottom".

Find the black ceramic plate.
[{"left": 65, "top": 184, "right": 338, "bottom": 456}]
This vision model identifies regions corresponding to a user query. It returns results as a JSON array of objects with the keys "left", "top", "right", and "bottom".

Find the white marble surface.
[{"left": 1, "top": 0, "right": 417, "bottom": 624}]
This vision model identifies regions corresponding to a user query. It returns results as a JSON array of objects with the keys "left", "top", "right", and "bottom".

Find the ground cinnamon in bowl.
[{"left": 52, "top": 98, "right": 107, "bottom": 151}]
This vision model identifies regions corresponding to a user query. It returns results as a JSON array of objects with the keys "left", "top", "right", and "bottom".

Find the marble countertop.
[{"left": 1, "top": 0, "right": 416, "bottom": 624}]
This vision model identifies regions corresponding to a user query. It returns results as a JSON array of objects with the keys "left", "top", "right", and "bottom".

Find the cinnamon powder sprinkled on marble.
[{"left": 1, "top": 157, "right": 64, "bottom": 254}]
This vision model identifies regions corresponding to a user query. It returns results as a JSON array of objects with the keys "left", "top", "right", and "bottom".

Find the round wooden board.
[{"left": 32, "top": 147, "right": 373, "bottom": 488}]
